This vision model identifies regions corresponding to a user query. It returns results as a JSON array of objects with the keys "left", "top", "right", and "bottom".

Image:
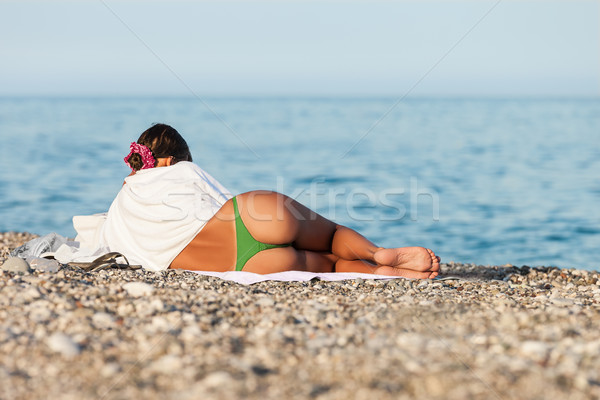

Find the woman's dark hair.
[{"left": 127, "top": 123, "right": 192, "bottom": 171}]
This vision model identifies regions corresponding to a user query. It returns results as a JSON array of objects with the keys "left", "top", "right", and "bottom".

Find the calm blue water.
[{"left": 0, "top": 97, "right": 598, "bottom": 270}]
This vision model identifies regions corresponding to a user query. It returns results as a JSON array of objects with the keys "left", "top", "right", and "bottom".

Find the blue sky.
[{"left": 1, "top": 1, "right": 598, "bottom": 97}]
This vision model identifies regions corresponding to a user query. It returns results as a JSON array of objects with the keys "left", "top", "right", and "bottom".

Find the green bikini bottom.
[{"left": 232, "top": 196, "right": 290, "bottom": 271}]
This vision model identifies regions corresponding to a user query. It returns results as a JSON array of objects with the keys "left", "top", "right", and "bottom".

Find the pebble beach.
[{"left": 1, "top": 231, "right": 599, "bottom": 400}]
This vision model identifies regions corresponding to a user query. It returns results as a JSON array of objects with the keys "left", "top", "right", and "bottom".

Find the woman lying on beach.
[{"left": 94, "top": 123, "right": 440, "bottom": 279}]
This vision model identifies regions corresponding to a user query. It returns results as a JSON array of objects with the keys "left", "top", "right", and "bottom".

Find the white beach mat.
[{"left": 190, "top": 270, "right": 401, "bottom": 285}]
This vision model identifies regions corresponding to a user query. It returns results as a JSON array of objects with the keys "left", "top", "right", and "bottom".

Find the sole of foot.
[{"left": 373, "top": 247, "right": 440, "bottom": 273}]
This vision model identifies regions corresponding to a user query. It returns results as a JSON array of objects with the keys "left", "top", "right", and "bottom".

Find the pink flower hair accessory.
[{"left": 124, "top": 142, "right": 156, "bottom": 172}]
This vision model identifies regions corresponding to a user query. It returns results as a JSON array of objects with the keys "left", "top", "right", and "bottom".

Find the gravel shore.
[{"left": 1, "top": 231, "right": 599, "bottom": 400}]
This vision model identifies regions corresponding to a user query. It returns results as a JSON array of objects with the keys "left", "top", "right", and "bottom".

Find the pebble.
[
  {"left": 92, "top": 312, "right": 115, "bottom": 328},
  {"left": 123, "top": 281, "right": 154, "bottom": 297},
  {"left": 256, "top": 297, "right": 275, "bottom": 307},
  {"left": 520, "top": 340, "right": 550, "bottom": 362},
  {"left": 22, "top": 287, "right": 42, "bottom": 301},
  {"left": 101, "top": 362, "right": 121, "bottom": 377},
  {"left": 29, "top": 302, "right": 53, "bottom": 322},
  {"left": 149, "top": 355, "right": 183, "bottom": 373},
  {"left": 201, "top": 371, "right": 234, "bottom": 389},
  {"left": 46, "top": 332, "right": 81, "bottom": 357},
  {"left": 28, "top": 257, "right": 60, "bottom": 272},
  {"left": 1, "top": 257, "right": 31, "bottom": 273}
]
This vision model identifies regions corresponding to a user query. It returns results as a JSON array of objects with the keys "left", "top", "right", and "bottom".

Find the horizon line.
[{"left": 1, "top": 93, "right": 599, "bottom": 101}]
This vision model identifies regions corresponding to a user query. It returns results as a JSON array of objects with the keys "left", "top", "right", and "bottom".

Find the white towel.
[
  {"left": 190, "top": 270, "right": 402, "bottom": 284},
  {"left": 69, "top": 162, "right": 232, "bottom": 271}
]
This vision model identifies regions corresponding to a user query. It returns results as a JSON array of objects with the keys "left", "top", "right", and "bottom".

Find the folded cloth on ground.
[
  {"left": 10, "top": 233, "right": 74, "bottom": 259},
  {"left": 10, "top": 232, "right": 112, "bottom": 264},
  {"left": 53, "top": 241, "right": 112, "bottom": 264}
]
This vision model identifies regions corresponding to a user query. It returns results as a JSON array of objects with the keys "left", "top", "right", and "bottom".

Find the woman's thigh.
[
  {"left": 242, "top": 247, "right": 337, "bottom": 274},
  {"left": 236, "top": 191, "right": 338, "bottom": 251}
]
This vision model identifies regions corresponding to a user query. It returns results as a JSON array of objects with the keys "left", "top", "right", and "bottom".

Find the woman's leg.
[
  {"left": 335, "top": 259, "right": 439, "bottom": 279},
  {"left": 242, "top": 247, "right": 438, "bottom": 278},
  {"left": 236, "top": 191, "right": 440, "bottom": 277},
  {"left": 243, "top": 247, "right": 338, "bottom": 274},
  {"left": 235, "top": 191, "right": 377, "bottom": 256}
]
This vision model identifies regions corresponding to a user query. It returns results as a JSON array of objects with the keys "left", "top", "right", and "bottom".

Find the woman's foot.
[{"left": 373, "top": 246, "right": 440, "bottom": 273}]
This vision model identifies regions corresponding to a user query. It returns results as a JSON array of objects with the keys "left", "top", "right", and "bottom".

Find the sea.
[{"left": 0, "top": 97, "right": 598, "bottom": 270}]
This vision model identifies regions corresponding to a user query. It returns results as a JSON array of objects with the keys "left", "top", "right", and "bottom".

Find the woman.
[{"left": 99, "top": 123, "right": 439, "bottom": 279}]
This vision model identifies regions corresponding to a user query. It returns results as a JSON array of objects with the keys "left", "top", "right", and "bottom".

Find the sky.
[{"left": 0, "top": 0, "right": 598, "bottom": 97}]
